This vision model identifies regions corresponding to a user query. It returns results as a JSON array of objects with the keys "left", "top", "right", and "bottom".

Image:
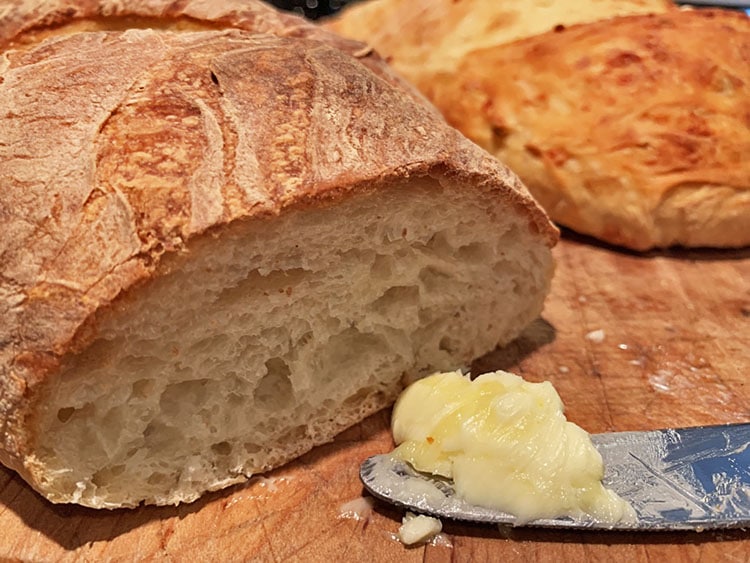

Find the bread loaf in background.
[
  {"left": 0, "top": 1, "right": 556, "bottom": 508},
  {"left": 329, "top": 3, "right": 750, "bottom": 250},
  {"left": 326, "top": 0, "right": 674, "bottom": 91}
]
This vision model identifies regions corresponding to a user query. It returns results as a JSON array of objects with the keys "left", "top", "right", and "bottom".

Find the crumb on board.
[
  {"left": 398, "top": 512, "right": 443, "bottom": 546},
  {"left": 585, "top": 329, "right": 605, "bottom": 343}
]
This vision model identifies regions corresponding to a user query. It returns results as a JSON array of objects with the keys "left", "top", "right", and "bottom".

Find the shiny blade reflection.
[{"left": 360, "top": 423, "right": 750, "bottom": 531}]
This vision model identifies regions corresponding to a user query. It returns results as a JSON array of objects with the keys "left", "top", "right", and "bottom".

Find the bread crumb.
[
  {"left": 585, "top": 329, "right": 605, "bottom": 343},
  {"left": 398, "top": 512, "right": 442, "bottom": 545},
  {"left": 338, "top": 496, "right": 374, "bottom": 522}
]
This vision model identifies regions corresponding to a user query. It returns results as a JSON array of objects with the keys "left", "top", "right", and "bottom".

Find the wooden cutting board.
[{"left": 2, "top": 234, "right": 749, "bottom": 562}]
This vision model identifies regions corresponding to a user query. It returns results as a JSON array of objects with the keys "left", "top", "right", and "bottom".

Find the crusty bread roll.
[
  {"left": 422, "top": 9, "right": 750, "bottom": 250},
  {"left": 0, "top": 2, "right": 556, "bottom": 508},
  {"left": 329, "top": 4, "right": 750, "bottom": 250},
  {"left": 326, "top": 0, "right": 674, "bottom": 87}
]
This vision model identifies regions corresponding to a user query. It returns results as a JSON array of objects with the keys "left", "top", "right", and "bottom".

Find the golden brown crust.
[
  {"left": 419, "top": 9, "right": 750, "bottom": 250},
  {"left": 0, "top": 0, "right": 318, "bottom": 48},
  {"left": 0, "top": 2, "right": 557, "bottom": 487},
  {"left": 0, "top": 0, "right": 434, "bottom": 110},
  {"left": 325, "top": 0, "right": 675, "bottom": 87}
]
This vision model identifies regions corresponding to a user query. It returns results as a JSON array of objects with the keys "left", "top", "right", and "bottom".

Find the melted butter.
[{"left": 391, "top": 370, "right": 635, "bottom": 525}]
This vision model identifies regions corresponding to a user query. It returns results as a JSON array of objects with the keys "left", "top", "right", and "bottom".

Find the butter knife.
[{"left": 360, "top": 423, "right": 750, "bottom": 531}]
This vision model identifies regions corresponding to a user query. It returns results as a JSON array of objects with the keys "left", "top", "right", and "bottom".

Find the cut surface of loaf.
[
  {"left": 31, "top": 178, "right": 551, "bottom": 508},
  {"left": 325, "top": 0, "right": 674, "bottom": 85},
  {"left": 423, "top": 9, "right": 750, "bottom": 250},
  {"left": 0, "top": 5, "right": 556, "bottom": 508}
]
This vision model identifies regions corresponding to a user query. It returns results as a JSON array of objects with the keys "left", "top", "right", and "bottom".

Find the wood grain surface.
[{"left": 1, "top": 233, "right": 749, "bottom": 562}]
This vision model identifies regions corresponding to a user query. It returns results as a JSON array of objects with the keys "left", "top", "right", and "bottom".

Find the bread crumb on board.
[
  {"left": 338, "top": 496, "right": 375, "bottom": 522},
  {"left": 398, "top": 512, "right": 443, "bottom": 546},
  {"left": 585, "top": 329, "right": 606, "bottom": 343}
]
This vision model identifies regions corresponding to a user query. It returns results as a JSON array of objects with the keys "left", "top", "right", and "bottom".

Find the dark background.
[
  {"left": 267, "top": 0, "right": 358, "bottom": 19},
  {"left": 266, "top": 1, "right": 748, "bottom": 20}
]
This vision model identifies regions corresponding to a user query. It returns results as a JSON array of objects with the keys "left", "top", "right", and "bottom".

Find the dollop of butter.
[{"left": 391, "top": 370, "right": 635, "bottom": 525}]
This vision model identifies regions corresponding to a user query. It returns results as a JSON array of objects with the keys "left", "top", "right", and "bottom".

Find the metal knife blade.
[
  {"left": 679, "top": 1, "right": 749, "bottom": 6},
  {"left": 360, "top": 422, "right": 750, "bottom": 531}
]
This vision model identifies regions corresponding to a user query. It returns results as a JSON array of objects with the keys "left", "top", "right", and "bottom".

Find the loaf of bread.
[
  {"left": 0, "top": 1, "right": 557, "bottom": 508},
  {"left": 329, "top": 4, "right": 750, "bottom": 250},
  {"left": 421, "top": 9, "right": 750, "bottom": 250},
  {"left": 326, "top": 0, "right": 674, "bottom": 88}
]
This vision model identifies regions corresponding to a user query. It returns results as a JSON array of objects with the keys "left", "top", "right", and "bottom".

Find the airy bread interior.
[{"left": 28, "top": 178, "right": 552, "bottom": 508}]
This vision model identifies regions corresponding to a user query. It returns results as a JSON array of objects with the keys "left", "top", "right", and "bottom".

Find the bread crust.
[
  {"left": 0, "top": 0, "right": 437, "bottom": 109},
  {"left": 326, "top": 0, "right": 674, "bottom": 88},
  {"left": 414, "top": 9, "right": 750, "bottom": 250},
  {"left": 0, "top": 1, "right": 557, "bottom": 502}
]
